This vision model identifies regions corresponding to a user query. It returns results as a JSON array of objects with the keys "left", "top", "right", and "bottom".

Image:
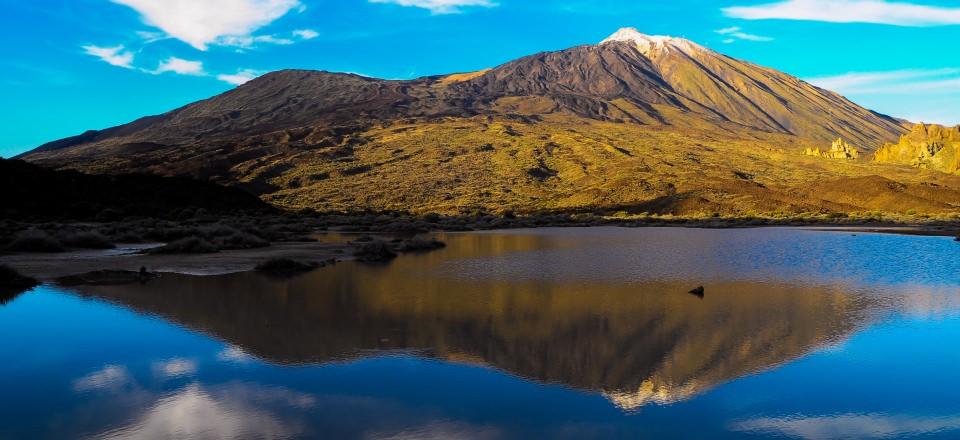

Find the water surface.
[{"left": 2, "top": 227, "right": 959, "bottom": 439}]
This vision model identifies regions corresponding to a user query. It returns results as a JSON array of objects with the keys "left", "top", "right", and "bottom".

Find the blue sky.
[{"left": 3, "top": 0, "right": 960, "bottom": 157}]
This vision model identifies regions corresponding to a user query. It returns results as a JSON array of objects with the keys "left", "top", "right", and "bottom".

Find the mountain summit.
[
  {"left": 22, "top": 29, "right": 955, "bottom": 217},
  {"left": 600, "top": 28, "right": 704, "bottom": 58}
]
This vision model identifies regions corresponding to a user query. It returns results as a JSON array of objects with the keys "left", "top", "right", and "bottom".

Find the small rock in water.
[{"left": 688, "top": 286, "right": 705, "bottom": 297}]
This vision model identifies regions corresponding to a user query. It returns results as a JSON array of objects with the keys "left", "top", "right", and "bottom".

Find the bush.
[
  {"left": 60, "top": 231, "right": 115, "bottom": 249},
  {"left": 213, "top": 231, "right": 269, "bottom": 250},
  {"left": 0, "top": 265, "right": 38, "bottom": 304},
  {"left": 113, "top": 231, "right": 147, "bottom": 243},
  {"left": 0, "top": 265, "right": 37, "bottom": 288},
  {"left": 394, "top": 238, "right": 446, "bottom": 253},
  {"left": 255, "top": 258, "right": 319, "bottom": 274},
  {"left": 149, "top": 237, "right": 219, "bottom": 254},
  {"left": 95, "top": 208, "right": 123, "bottom": 222},
  {"left": 6, "top": 229, "right": 64, "bottom": 253},
  {"left": 353, "top": 241, "right": 397, "bottom": 263}
]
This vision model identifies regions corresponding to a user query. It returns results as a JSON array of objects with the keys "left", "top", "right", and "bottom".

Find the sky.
[{"left": 3, "top": 0, "right": 960, "bottom": 157}]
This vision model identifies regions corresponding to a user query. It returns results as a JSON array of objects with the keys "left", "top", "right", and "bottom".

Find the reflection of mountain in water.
[{"left": 69, "top": 252, "right": 876, "bottom": 410}]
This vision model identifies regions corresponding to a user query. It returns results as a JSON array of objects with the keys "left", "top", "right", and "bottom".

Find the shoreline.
[
  {"left": 2, "top": 224, "right": 957, "bottom": 283},
  {"left": 0, "top": 241, "right": 352, "bottom": 281}
]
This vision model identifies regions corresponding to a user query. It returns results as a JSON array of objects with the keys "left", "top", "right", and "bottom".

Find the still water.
[{"left": 2, "top": 227, "right": 960, "bottom": 439}]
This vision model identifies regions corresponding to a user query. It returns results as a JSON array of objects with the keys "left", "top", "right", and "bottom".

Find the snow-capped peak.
[{"left": 601, "top": 27, "right": 703, "bottom": 57}]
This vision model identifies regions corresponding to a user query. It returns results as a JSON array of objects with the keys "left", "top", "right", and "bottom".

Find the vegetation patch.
[
  {"left": 149, "top": 237, "right": 220, "bottom": 254},
  {"left": 6, "top": 229, "right": 64, "bottom": 253},
  {"left": 59, "top": 231, "right": 115, "bottom": 249}
]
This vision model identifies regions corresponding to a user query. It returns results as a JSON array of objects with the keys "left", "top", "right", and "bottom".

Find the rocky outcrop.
[
  {"left": 874, "top": 123, "right": 960, "bottom": 174},
  {"left": 804, "top": 138, "right": 860, "bottom": 160}
]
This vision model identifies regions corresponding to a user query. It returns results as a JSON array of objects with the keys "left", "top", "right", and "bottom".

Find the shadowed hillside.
[{"left": 0, "top": 159, "right": 273, "bottom": 220}]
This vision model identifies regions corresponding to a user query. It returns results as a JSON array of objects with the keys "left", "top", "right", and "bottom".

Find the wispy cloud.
[
  {"left": 724, "top": 0, "right": 960, "bottom": 27},
  {"left": 82, "top": 45, "right": 135, "bottom": 68},
  {"left": 111, "top": 0, "right": 304, "bottom": 50},
  {"left": 715, "top": 26, "right": 773, "bottom": 43},
  {"left": 153, "top": 358, "right": 198, "bottom": 378},
  {"left": 368, "top": 0, "right": 497, "bottom": 14},
  {"left": 806, "top": 68, "right": 960, "bottom": 94},
  {"left": 218, "top": 34, "right": 295, "bottom": 49},
  {"left": 74, "top": 365, "right": 131, "bottom": 392},
  {"left": 292, "top": 29, "right": 319, "bottom": 40},
  {"left": 217, "top": 69, "right": 261, "bottom": 86},
  {"left": 153, "top": 57, "right": 205, "bottom": 76},
  {"left": 732, "top": 413, "right": 960, "bottom": 439}
]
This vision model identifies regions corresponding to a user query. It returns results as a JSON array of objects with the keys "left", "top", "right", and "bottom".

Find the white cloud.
[
  {"left": 154, "top": 57, "right": 205, "bottom": 76},
  {"left": 805, "top": 69, "right": 960, "bottom": 125},
  {"left": 218, "top": 34, "right": 295, "bottom": 49},
  {"left": 74, "top": 365, "right": 131, "bottom": 392},
  {"left": 723, "top": 0, "right": 960, "bottom": 27},
  {"left": 112, "top": 0, "right": 303, "bottom": 50},
  {"left": 82, "top": 45, "right": 135, "bottom": 68},
  {"left": 153, "top": 358, "right": 198, "bottom": 378},
  {"left": 218, "top": 69, "right": 262, "bottom": 86},
  {"left": 715, "top": 26, "right": 773, "bottom": 42},
  {"left": 217, "top": 346, "right": 255, "bottom": 363},
  {"left": 732, "top": 413, "right": 960, "bottom": 439},
  {"left": 806, "top": 68, "right": 960, "bottom": 94},
  {"left": 135, "top": 30, "right": 168, "bottom": 44},
  {"left": 293, "top": 29, "right": 319, "bottom": 40},
  {"left": 96, "top": 384, "right": 300, "bottom": 440},
  {"left": 368, "top": 0, "right": 496, "bottom": 14}
]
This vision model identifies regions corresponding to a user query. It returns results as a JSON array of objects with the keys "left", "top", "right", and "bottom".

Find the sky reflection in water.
[{"left": 1, "top": 227, "right": 959, "bottom": 439}]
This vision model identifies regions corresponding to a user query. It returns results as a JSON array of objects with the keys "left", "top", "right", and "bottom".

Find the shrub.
[
  {"left": 255, "top": 258, "right": 319, "bottom": 274},
  {"left": 213, "top": 231, "right": 269, "bottom": 250},
  {"left": 394, "top": 238, "right": 446, "bottom": 253},
  {"left": 353, "top": 241, "right": 397, "bottom": 263},
  {"left": 95, "top": 208, "right": 123, "bottom": 222},
  {"left": 60, "top": 231, "right": 116, "bottom": 249},
  {"left": 149, "top": 237, "right": 219, "bottom": 254},
  {"left": 6, "top": 229, "right": 64, "bottom": 253},
  {"left": 113, "top": 231, "right": 147, "bottom": 243},
  {"left": 0, "top": 265, "right": 38, "bottom": 288},
  {"left": 0, "top": 265, "right": 38, "bottom": 304}
]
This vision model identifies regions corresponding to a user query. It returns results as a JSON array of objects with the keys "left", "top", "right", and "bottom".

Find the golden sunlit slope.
[
  {"left": 260, "top": 115, "right": 960, "bottom": 216},
  {"left": 20, "top": 28, "right": 953, "bottom": 216}
]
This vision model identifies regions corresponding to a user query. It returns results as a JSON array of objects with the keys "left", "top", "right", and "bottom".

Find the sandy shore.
[{"left": 0, "top": 241, "right": 351, "bottom": 281}]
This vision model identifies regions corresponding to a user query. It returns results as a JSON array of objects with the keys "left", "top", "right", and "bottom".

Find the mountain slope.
[{"left": 20, "top": 28, "right": 953, "bottom": 216}]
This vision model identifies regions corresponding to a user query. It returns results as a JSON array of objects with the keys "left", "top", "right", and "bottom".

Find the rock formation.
[
  {"left": 874, "top": 123, "right": 960, "bottom": 174},
  {"left": 804, "top": 138, "right": 860, "bottom": 160}
]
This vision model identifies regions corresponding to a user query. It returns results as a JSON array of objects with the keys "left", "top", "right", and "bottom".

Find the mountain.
[
  {"left": 64, "top": 269, "right": 876, "bottom": 411},
  {"left": 21, "top": 28, "right": 960, "bottom": 216}
]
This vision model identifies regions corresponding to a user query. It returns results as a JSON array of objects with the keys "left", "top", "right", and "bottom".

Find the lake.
[{"left": 2, "top": 227, "right": 960, "bottom": 439}]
